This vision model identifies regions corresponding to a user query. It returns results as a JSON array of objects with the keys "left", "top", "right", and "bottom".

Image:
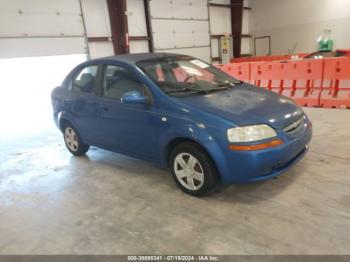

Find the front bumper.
[{"left": 219, "top": 117, "right": 312, "bottom": 184}]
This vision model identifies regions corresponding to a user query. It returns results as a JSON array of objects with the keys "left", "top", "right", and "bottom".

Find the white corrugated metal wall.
[
  {"left": 0, "top": 0, "right": 251, "bottom": 60},
  {"left": 127, "top": 0, "right": 150, "bottom": 53},
  {"left": 0, "top": 0, "right": 88, "bottom": 58},
  {"left": 80, "top": 0, "right": 114, "bottom": 58},
  {"left": 148, "top": 0, "right": 211, "bottom": 62},
  {"left": 209, "top": 0, "right": 252, "bottom": 59}
]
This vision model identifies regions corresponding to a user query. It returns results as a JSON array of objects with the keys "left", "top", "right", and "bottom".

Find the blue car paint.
[{"left": 52, "top": 53, "right": 312, "bottom": 185}]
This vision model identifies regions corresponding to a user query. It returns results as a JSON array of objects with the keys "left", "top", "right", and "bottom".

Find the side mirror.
[{"left": 121, "top": 91, "right": 147, "bottom": 105}]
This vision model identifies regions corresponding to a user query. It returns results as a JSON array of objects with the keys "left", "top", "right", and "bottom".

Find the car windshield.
[
  {"left": 137, "top": 56, "right": 241, "bottom": 96},
  {"left": 305, "top": 50, "right": 345, "bottom": 59}
]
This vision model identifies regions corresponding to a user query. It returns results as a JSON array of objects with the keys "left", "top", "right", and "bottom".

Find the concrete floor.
[{"left": 0, "top": 108, "right": 350, "bottom": 254}]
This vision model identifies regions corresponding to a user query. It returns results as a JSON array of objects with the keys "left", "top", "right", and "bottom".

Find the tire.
[
  {"left": 62, "top": 123, "right": 89, "bottom": 156},
  {"left": 169, "top": 142, "right": 218, "bottom": 197}
]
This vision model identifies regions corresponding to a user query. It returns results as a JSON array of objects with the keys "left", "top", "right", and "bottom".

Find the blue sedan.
[{"left": 51, "top": 53, "right": 312, "bottom": 196}]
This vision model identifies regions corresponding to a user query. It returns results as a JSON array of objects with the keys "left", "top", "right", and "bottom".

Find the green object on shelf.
[{"left": 318, "top": 38, "right": 333, "bottom": 52}]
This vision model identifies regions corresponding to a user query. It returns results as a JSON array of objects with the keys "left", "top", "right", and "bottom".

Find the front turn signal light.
[{"left": 229, "top": 139, "right": 284, "bottom": 151}]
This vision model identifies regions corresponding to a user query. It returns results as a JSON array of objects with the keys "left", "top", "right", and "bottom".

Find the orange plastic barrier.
[
  {"left": 230, "top": 53, "right": 308, "bottom": 64},
  {"left": 250, "top": 62, "right": 272, "bottom": 90},
  {"left": 217, "top": 57, "right": 350, "bottom": 109},
  {"left": 270, "top": 62, "right": 288, "bottom": 94},
  {"left": 231, "top": 55, "right": 291, "bottom": 64},
  {"left": 282, "top": 59, "right": 324, "bottom": 107},
  {"left": 216, "top": 63, "right": 250, "bottom": 82},
  {"left": 320, "top": 57, "right": 350, "bottom": 109},
  {"left": 250, "top": 60, "right": 324, "bottom": 106},
  {"left": 250, "top": 61, "right": 291, "bottom": 94}
]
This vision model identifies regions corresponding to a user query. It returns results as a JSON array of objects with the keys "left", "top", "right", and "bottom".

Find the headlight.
[{"left": 227, "top": 124, "right": 277, "bottom": 143}]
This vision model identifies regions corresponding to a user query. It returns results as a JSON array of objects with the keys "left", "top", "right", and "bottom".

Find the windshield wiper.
[
  {"left": 216, "top": 81, "right": 241, "bottom": 88},
  {"left": 165, "top": 88, "right": 205, "bottom": 94},
  {"left": 165, "top": 81, "right": 242, "bottom": 94},
  {"left": 167, "top": 87, "right": 232, "bottom": 95}
]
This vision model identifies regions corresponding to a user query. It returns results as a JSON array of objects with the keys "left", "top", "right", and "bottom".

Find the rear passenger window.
[
  {"left": 72, "top": 65, "right": 98, "bottom": 94},
  {"left": 102, "top": 65, "right": 144, "bottom": 101}
]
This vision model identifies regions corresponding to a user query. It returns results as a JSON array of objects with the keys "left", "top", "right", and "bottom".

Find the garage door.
[
  {"left": 0, "top": 0, "right": 87, "bottom": 58},
  {"left": 149, "top": 0, "right": 211, "bottom": 62}
]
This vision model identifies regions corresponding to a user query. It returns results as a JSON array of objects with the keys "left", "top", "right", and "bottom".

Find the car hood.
[{"left": 174, "top": 84, "right": 304, "bottom": 129}]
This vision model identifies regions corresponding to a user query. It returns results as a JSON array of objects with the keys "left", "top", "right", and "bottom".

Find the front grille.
[{"left": 283, "top": 116, "right": 305, "bottom": 133}]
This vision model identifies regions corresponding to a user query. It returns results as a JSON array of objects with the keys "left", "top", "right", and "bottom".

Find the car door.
[
  {"left": 67, "top": 64, "right": 104, "bottom": 144},
  {"left": 93, "top": 63, "right": 159, "bottom": 161}
]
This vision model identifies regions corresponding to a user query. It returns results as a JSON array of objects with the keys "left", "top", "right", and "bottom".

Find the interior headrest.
[{"left": 80, "top": 73, "right": 94, "bottom": 83}]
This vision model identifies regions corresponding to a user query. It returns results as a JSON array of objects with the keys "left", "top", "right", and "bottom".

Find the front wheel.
[
  {"left": 63, "top": 124, "right": 89, "bottom": 156},
  {"left": 169, "top": 142, "right": 218, "bottom": 197}
]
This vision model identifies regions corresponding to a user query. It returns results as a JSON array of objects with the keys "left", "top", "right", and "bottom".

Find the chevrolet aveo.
[{"left": 51, "top": 53, "right": 312, "bottom": 196}]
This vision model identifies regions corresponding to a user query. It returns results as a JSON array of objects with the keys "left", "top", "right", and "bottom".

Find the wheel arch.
[
  {"left": 165, "top": 137, "right": 223, "bottom": 182},
  {"left": 57, "top": 112, "right": 77, "bottom": 132},
  {"left": 59, "top": 118, "right": 71, "bottom": 132}
]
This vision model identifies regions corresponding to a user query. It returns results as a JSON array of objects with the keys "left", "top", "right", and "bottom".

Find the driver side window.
[{"left": 102, "top": 65, "right": 144, "bottom": 101}]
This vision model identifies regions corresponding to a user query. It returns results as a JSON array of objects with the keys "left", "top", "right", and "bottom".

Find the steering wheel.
[{"left": 183, "top": 75, "right": 198, "bottom": 83}]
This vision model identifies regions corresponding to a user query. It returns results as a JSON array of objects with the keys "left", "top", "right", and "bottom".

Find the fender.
[
  {"left": 158, "top": 118, "right": 231, "bottom": 183},
  {"left": 57, "top": 111, "right": 92, "bottom": 146},
  {"left": 57, "top": 111, "right": 77, "bottom": 132}
]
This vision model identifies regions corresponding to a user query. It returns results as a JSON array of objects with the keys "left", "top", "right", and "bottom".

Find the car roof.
[{"left": 94, "top": 52, "right": 190, "bottom": 64}]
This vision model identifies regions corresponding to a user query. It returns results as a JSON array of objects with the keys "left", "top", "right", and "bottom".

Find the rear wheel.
[
  {"left": 63, "top": 124, "right": 89, "bottom": 156},
  {"left": 169, "top": 142, "right": 218, "bottom": 196}
]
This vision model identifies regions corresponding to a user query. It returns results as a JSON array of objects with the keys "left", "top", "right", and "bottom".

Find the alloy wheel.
[
  {"left": 64, "top": 127, "right": 79, "bottom": 152},
  {"left": 174, "top": 153, "right": 205, "bottom": 191}
]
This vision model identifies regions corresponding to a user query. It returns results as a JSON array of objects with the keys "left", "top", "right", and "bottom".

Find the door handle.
[
  {"left": 64, "top": 99, "right": 73, "bottom": 105},
  {"left": 101, "top": 106, "right": 109, "bottom": 111}
]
